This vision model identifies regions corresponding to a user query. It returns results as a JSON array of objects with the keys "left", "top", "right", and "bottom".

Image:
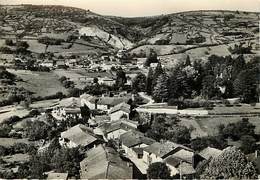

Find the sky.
[{"left": 1, "top": 0, "right": 260, "bottom": 17}]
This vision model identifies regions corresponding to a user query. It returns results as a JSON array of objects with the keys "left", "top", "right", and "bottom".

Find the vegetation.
[
  {"left": 201, "top": 146, "right": 257, "bottom": 179},
  {"left": 147, "top": 115, "right": 191, "bottom": 144},
  {"left": 147, "top": 162, "right": 171, "bottom": 179}
]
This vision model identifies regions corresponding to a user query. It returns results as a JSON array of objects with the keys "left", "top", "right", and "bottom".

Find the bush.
[{"left": 5, "top": 39, "right": 14, "bottom": 46}]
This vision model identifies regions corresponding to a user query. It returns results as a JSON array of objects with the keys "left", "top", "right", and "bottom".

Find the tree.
[
  {"left": 146, "top": 68, "right": 153, "bottom": 95},
  {"left": 80, "top": 104, "right": 91, "bottom": 123},
  {"left": 25, "top": 121, "right": 51, "bottom": 141},
  {"left": 147, "top": 162, "right": 171, "bottom": 179},
  {"left": 166, "top": 125, "right": 191, "bottom": 144},
  {"left": 152, "top": 74, "right": 169, "bottom": 103},
  {"left": 202, "top": 75, "right": 217, "bottom": 99},
  {"left": 185, "top": 55, "right": 191, "bottom": 66},
  {"left": 201, "top": 146, "right": 257, "bottom": 179},
  {"left": 219, "top": 118, "right": 256, "bottom": 140},
  {"left": 240, "top": 135, "right": 256, "bottom": 154},
  {"left": 152, "top": 62, "right": 164, "bottom": 88},
  {"left": 115, "top": 68, "right": 127, "bottom": 89},
  {"left": 233, "top": 68, "right": 259, "bottom": 103},
  {"left": 5, "top": 39, "right": 14, "bottom": 46},
  {"left": 132, "top": 72, "right": 146, "bottom": 92},
  {"left": 190, "top": 136, "right": 227, "bottom": 151},
  {"left": 144, "top": 48, "right": 158, "bottom": 67},
  {"left": 51, "top": 147, "right": 82, "bottom": 177},
  {"left": 93, "top": 77, "right": 99, "bottom": 84}
]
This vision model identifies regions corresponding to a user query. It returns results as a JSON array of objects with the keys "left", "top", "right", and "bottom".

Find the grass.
[
  {"left": 195, "top": 116, "right": 260, "bottom": 136},
  {"left": 0, "top": 138, "right": 30, "bottom": 147},
  {"left": 8, "top": 69, "right": 68, "bottom": 98}
]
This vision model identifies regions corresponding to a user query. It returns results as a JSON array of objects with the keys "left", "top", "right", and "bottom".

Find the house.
[
  {"left": 99, "top": 120, "right": 136, "bottom": 140},
  {"left": 120, "top": 130, "right": 155, "bottom": 158},
  {"left": 80, "top": 94, "right": 97, "bottom": 110},
  {"left": 96, "top": 96, "right": 131, "bottom": 111},
  {"left": 109, "top": 102, "right": 131, "bottom": 121},
  {"left": 80, "top": 145, "right": 132, "bottom": 179},
  {"left": 143, "top": 141, "right": 195, "bottom": 176},
  {"left": 47, "top": 172, "right": 68, "bottom": 180},
  {"left": 55, "top": 60, "right": 67, "bottom": 69},
  {"left": 60, "top": 124, "right": 99, "bottom": 149},
  {"left": 53, "top": 97, "right": 82, "bottom": 120},
  {"left": 99, "top": 76, "right": 116, "bottom": 86},
  {"left": 39, "top": 60, "right": 54, "bottom": 68},
  {"left": 80, "top": 94, "right": 131, "bottom": 111}
]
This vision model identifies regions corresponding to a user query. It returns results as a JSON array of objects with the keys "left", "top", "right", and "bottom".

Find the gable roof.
[
  {"left": 99, "top": 120, "right": 135, "bottom": 134},
  {"left": 58, "top": 97, "right": 81, "bottom": 108},
  {"left": 61, "top": 124, "right": 97, "bottom": 147},
  {"left": 97, "top": 96, "right": 130, "bottom": 106},
  {"left": 80, "top": 145, "right": 132, "bottom": 179},
  {"left": 199, "top": 147, "right": 222, "bottom": 160},
  {"left": 109, "top": 102, "right": 131, "bottom": 114},
  {"left": 143, "top": 141, "right": 192, "bottom": 159},
  {"left": 120, "top": 130, "right": 155, "bottom": 148},
  {"left": 80, "top": 93, "right": 96, "bottom": 104}
]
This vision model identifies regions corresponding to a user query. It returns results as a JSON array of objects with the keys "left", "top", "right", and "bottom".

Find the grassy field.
[
  {"left": 8, "top": 69, "right": 68, "bottom": 98},
  {"left": 195, "top": 116, "right": 260, "bottom": 136}
]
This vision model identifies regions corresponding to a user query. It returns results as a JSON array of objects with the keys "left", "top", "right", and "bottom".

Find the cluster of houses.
[{"left": 42, "top": 93, "right": 230, "bottom": 179}]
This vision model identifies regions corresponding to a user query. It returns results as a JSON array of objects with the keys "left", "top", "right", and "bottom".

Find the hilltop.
[{"left": 0, "top": 5, "right": 258, "bottom": 55}]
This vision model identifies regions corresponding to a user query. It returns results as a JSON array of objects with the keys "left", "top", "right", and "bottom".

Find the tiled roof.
[
  {"left": 120, "top": 130, "right": 155, "bottom": 148},
  {"left": 143, "top": 141, "right": 192, "bottom": 158},
  {"left": 80, "top": 145, "right": 132, "bottom": 179},
  {"left": 97, "top": 96, "right": 130, "bottom": 106},
  {"left": 109, "top": 102, "right": 131, "bottom": 114},
  {"left": 172, "top": 149, "right": 194, "bottom": 164},
  {"left": 178, "top": 162, "right": 196, "bottom": 175},
  {"left": 58, "top": 97, "right": 81, "bottom": 108},
  {"left": 61, "top": 124, "right": 97, "bottom": 147},
  {"left": 199, "top": 147, "right": 222, "bottom": 160}
]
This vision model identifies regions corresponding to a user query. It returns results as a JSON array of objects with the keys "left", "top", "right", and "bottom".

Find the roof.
[
  {"left": 120, "top": 130, "right": 155, "bottom": 148},
  {"left": 143, "top": 141, "right": 192, "bottom": 159},
  {"left": 61, "top": 124, "right": 97, "bottom": 147},
  {"left": 64, "top": 108, "right": 81, "bottom": 114},
  {"left": 58, "top": 97, "right": 81, "bottom": 108},
  {"left": 199, "top": 147, "right": 222, "bottom": 160},
  {"left": 172, "top": 149, "right": 194, "bottom": 164},
  {"left": 99, "top": 120, "right": 136, "bottom": 134},
  {"left": 47, "top": 172, "right": 68, "bottom": 180},
  {"left": 80, "top": 93, "right": 96, "bottom": 103},
  {"left": 132, "top": 147, "right": 144, "bottom": 155},
  {"left": 80, "top": 145, "right": 132, "bottom": 179},
  {"left": 97, "top": 96, "right": 130, "bottom": 106},
  {"left": 165, "top": 156, "right": 182, "bottom": 167},
  {"left": 178, "top": 162, "right": 196, "bottom": 175},
  {"left": 109, "top": 102, "right": 131, "bottom": 114}
]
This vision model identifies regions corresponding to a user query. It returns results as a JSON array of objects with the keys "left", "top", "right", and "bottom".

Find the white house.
[{"left": 109, "top": 102, "right": 131, "bottom": 121}]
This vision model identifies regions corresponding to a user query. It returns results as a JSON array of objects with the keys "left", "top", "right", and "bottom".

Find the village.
[{"left": 0, "top": 4, "right": 260, "bottom": 180}]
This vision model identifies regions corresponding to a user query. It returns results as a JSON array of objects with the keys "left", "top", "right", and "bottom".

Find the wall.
[{"left": 107, "top": 129, "right": 127, "bottom": 140}]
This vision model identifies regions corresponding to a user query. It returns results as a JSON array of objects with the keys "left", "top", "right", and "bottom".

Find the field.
[
  {"left": 7, "top": 69, "right": 68, "bottom": 97},
  {"left": 0, "top": 138, "right": 30, "bottom": 147},
  {"left": 195, "top": 116, "right": 260, "bottom": 136}
]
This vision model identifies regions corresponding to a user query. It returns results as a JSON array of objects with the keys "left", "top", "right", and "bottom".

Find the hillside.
[{"left": 0, "top": 5, "right": 259, "bottom": 57}]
